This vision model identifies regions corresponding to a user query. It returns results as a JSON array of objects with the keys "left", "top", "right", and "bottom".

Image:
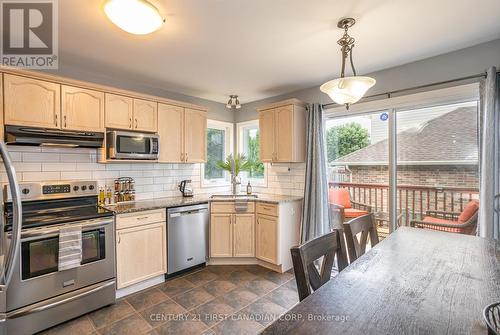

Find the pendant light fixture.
[
  {"left": 104, "top": 0, "right": 165, "bottom": 35},
  {"left": 320, "top": 18, "right": 376, "bottom": 109},
  {"left": 226, "top": 95, "right": 241, "bottom": 109}
]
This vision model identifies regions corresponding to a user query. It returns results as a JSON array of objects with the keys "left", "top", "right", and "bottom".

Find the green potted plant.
[{"left": 216, "top": 154, "right": 251, "bottom": 195}]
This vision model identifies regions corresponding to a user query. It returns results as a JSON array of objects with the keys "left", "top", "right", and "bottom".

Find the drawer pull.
[{"left": 136, "top": 216, "right": 150, "bottom": 220}]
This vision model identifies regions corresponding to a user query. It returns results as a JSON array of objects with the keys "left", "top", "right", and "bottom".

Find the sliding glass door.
[{"left": 324, "top": 84, "right": 480, "bottom": 239}]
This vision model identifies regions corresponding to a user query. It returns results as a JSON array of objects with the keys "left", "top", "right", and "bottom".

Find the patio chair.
[
  {"left": 483, "top": 301, "right": 500, "bottom": 335},
  {"left": 329, "top": 188, "right": 372, "bottom": 222},
  {"left": 410, "top": 200, "right": 479, "bottom": 235}
]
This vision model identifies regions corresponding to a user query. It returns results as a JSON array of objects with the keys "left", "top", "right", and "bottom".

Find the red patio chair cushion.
[
  {"left": 344, "top": 208, "right": 369, "bottom": 218},
  {"left": 329, "top": 188, "right": 352, "bottom": 208},
  {"left": 458, "top": 200, "right": 479, "bottom": 223},
  {"left": 420, "top": 216, "right": 464, "bottom": 233}
]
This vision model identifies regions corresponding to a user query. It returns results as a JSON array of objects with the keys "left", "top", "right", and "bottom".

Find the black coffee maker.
[{"left": 178, "top": 180, "right": 194, "bottom": 197}]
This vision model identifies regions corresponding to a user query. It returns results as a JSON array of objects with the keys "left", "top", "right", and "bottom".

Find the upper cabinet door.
[
  {"left": 274, "top": 105, "right": 294, "bottom": 162},
  {"left": 105, "top": 93, "right": 133, "bottom": 130},
  {"left": 133, "top": 99, "right": 157, "bottom": 132},
  {"left": 4, "top": 74, "right": 60, "bottom": 129},
  {"left": 157, "top": 103, "right": 184, "bottom": 162},
  {"left": 184, "top": 108, "right": 207, "bottom": 163},
  {"left": 259, "top": 109, "right": 275, "bottom": 162},
  {"left": 61, "top": 85, "right": 104, "bottom": 132}
]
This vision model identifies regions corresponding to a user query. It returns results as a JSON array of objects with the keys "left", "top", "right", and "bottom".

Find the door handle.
[
  {"left": 135, "top": 118, "right": 138, "bottom": 129},
  {"left": 64, "top": 115, "right": 67, "bottom": 128},
  {"left": 129, "top": 118, "right": 132, "bottom": 129},
  {"left": 55, "top": 113, "right": 58, "bottom": 127},
  {"left": 117, "top": 232, "right": 121, "bottom": 244},
  {"left": 185, "top": 153, "right": 188, "bottom": 162}
]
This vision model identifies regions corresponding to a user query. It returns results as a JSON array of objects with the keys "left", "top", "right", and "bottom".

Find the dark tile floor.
[{"left": 39, "top": 265, "right": 299, "bottom": 335}]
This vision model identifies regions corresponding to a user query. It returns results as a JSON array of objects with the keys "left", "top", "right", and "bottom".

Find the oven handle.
[
  {"left": 17, "top": 218, "right": 113, "bottom": 240},
  {"left": 7, "top": 280, "right": 115, "bottom": 319},
  {"left": 0, "top": 141, "right": 22, "bottom": 287}
]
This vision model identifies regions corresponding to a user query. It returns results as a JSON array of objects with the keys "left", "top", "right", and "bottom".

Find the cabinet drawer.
[
  {"left": 210, "top": 202, "right": 255, "bottom": 213},
  {"left": 116, "top": 209, "right": 166, "bottom": 230},
  {"left": 256, "top": 203, "right": 278, "bottom": 217}
]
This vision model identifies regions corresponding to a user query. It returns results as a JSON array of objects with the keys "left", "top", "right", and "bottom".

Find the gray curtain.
[
  {"left": 301, "top": 103, "right": 332, "bottom": 243},
  {"left": 479, "top": 67, "right": 499, "bottom": 240}
]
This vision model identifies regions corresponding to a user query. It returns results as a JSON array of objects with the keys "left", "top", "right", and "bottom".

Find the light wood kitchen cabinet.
[
  {"left": 233, "top": 214, "right": 255, "bottom": 257},
  {"left": 184, "top": 108, "right": 207, "bottom": 162},
  {"left": 3, "top": 74, "right": 60, "bottom": 129},
  {"left": 256, "top": 214, "right": 278, "bottom": 264},
  {"left": 210, "top": 214, "right": 233, "bottom": 257},
  {"left": 115, "top": 209, "right": 167, "bottom": 289},
  {"left": 259, "top": 109, "right": 275, "bottom": 162},
  {"left": 105, "top": 93, "right": 133, "bottom": 129},
  {"left": 257, "top": 99, "right": 306, "bottom": 163},
  {"left": 157, "top": 104, "right": 207, "bottom": 163},
  {"left": 61, "top": 85, "right": 104, "bottom": 131},
  {"left": 133, "top": 99, "right": 157, "bottom": 132},
  {"left": 210, "top": 202, "right": 255, "bottom": 258},
  {"left": 158, "top": 103, "right": 184, "bottom": 162}
]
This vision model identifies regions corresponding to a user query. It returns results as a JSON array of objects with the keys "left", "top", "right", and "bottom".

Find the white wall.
[
  {"left": 2, "top": 146, "right": 230, "bottom": 200},
  {"left": 252, "top": 163, "right": 306, "bottom": 197}
]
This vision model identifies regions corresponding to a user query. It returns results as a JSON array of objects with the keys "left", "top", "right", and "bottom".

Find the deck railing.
[{"left": 329, "top": 181, "right": 479, "bottom": 226}]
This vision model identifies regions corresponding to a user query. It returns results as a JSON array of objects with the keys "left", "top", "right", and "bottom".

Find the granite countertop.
[{"left": 104, "top": 193, "right": 303, "bottom": 214}]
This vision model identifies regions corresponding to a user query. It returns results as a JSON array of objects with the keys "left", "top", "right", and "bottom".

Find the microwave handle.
[{"left": 0, "top": 141, "right": 22, "bottom": 287}]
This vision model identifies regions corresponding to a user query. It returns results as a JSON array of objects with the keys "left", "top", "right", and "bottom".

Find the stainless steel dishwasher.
[{"left": 167, "top": 203, "right": 209, "bottom": 275}]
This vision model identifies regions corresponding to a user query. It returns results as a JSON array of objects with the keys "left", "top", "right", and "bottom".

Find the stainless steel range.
[{"left": 3, "top": 179, "right": 115, "bottom": 335}]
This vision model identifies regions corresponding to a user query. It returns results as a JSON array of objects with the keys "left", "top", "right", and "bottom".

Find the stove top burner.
[{"left": 5, "top": 196, "right": 113, "bottom": 230}]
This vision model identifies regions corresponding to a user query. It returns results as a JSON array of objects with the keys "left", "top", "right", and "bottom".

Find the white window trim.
[
  {"left": 236, "top": 120, "right": 268, "bottom": 187},
  {"left": 201, "top": 120, "right": 234, "bottom": 187}
]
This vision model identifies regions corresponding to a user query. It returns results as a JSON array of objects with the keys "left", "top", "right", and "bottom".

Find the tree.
[
  {"left": 246, "top": 133, "right": 264, "bottom": 177},
  {"left": 326, "top": 122, "right": 369, "bottom": 162}
]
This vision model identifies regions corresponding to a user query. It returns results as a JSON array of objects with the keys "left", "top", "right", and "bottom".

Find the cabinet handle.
[
  {"left": 64, "top": 115, "right": 67, "bottom": 128},
  {"left": 129, "top": 118, "right": 132, "bottom": 128},
  {"left": 55, "top": 113, "right": 58, "bottom": 127},
  {"left": 136, "top": 216, "right": 150, "bottom": 220},
  {"left": 135, "top": 118, "right": 138, "bottom": 129},
  {"left": 257, "top": 219, "right": 260, "bottom": 225},
  {"left": 117, "top": 232, "right": 121, "bottom": 244},
  {"left": 185, "top": 153, "right": 188, "bottom": 162},
  {"left": 180, "top": 153, "right": 184, "bottom": 162}
]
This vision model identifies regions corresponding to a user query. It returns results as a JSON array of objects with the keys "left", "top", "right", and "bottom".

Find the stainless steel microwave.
[{"left": 106, "top": 130, "right": 159, "bottom": 160}]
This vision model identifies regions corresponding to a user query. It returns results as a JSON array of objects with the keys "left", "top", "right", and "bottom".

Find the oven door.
[
  {"left": 6, "top": 218, "right": 115, "bottom": 311},
  {"left": 107, "top": 130, "right": 158, "bottom": 160}
]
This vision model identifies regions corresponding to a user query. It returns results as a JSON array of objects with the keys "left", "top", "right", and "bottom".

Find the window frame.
[
  {"left": 236, "top": 120, "right": 267, "bottom": 187},
  {"left": 201, "top": 119, "right": 234, "bottom": 187}
]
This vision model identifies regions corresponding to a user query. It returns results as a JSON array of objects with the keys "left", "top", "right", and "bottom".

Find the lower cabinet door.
[
  {"left": 116, "top": 222, "right": 166, "bottom": 289},
  {"left": 256, "top": 214, "right": 278, "bottom": 264},
  {"left": 210, "top": 214, "right": 233, "bottom": 257},
  {"left": 233, "top": 214, "right": 255, "bottom": 257}
]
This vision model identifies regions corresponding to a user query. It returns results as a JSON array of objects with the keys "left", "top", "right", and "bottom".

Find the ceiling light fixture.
[
  {"left": 320, "top": 18, "right": 376, "bottom": 109},
  {"left": 226, "top": 95, "right": 241, "bottom": 109},
  {"left": 104, "top": 0, "right": 165, "bottom": 35}
]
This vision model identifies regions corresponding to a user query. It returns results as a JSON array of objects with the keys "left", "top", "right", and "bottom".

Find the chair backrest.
[
  {"left": 483, "top": 302, "right": 500, "bottom": 335},
  {"left": 290, "top": 230, "right": 347, "bottom": 302},
  {"left": 458, "top": 200, "right": 480, "bottom": 223},
  {"left": 329, "top": 188, "right": 352, "bottom": 208},
  {"left": 343, "top": 213, "right": 379, "bottom": 262}
]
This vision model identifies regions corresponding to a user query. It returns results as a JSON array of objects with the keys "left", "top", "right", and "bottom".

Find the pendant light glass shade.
[
  {"left": 104, "top": 0, "right": 165, "bottom": 35},
  {"left": 320, "top": 76, "right": 376, "bottom": 105}
]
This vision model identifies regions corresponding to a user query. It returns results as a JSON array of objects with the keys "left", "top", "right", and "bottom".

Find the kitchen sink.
[{"left": 209, "top": 194, "right": 258, "bottom": 199}]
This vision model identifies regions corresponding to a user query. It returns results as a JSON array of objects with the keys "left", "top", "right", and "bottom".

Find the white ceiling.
[{"left": 59, "top": 0, "right": 500, "bottom": 104}]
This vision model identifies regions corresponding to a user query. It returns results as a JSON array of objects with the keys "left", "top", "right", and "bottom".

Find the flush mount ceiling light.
[
  {"left": 226, "top": 95, "right": 241, "bottom": 109},
  {"left": 104, "top": 0, "right": 165, "bottom": 35},
  {"left": 320, "top": 18, "right": 376, "bottom": 109}
]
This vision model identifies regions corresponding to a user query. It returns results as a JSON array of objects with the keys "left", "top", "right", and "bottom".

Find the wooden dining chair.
[
  {"left": 290, "top": 230, "right": 347, "bottom": 301},
  {"left": 343, "top": 213, "right": 379, "bottom": 263}
]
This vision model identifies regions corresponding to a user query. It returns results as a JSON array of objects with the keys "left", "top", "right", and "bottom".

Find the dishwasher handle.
[{"left": 169, "top": 208, "right": 208, "bottom": 218}]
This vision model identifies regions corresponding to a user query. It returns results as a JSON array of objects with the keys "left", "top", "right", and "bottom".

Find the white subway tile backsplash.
[
  {"left": 5, "top": 147, "right": 304, "bottom": 200},
  {"left": 23, "top": 171, "right": 61, "bottom": 182}
]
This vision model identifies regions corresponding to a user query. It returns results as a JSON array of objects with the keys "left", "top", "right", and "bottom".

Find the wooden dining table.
[{"left": 262, "top": 227, "right": 500, "bottom": 335}]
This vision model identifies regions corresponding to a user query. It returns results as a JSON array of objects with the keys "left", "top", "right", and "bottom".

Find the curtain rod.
[{"left": 321, "top": 70, "right": 497, "bottom": 110}]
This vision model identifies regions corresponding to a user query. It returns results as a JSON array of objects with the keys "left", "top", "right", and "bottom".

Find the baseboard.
[
  {"left": 206, "top": 257, "right": 287, "bottom": 273},
  {"left": 115, "top": 275, "right": 165, "bottom": 299}
]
